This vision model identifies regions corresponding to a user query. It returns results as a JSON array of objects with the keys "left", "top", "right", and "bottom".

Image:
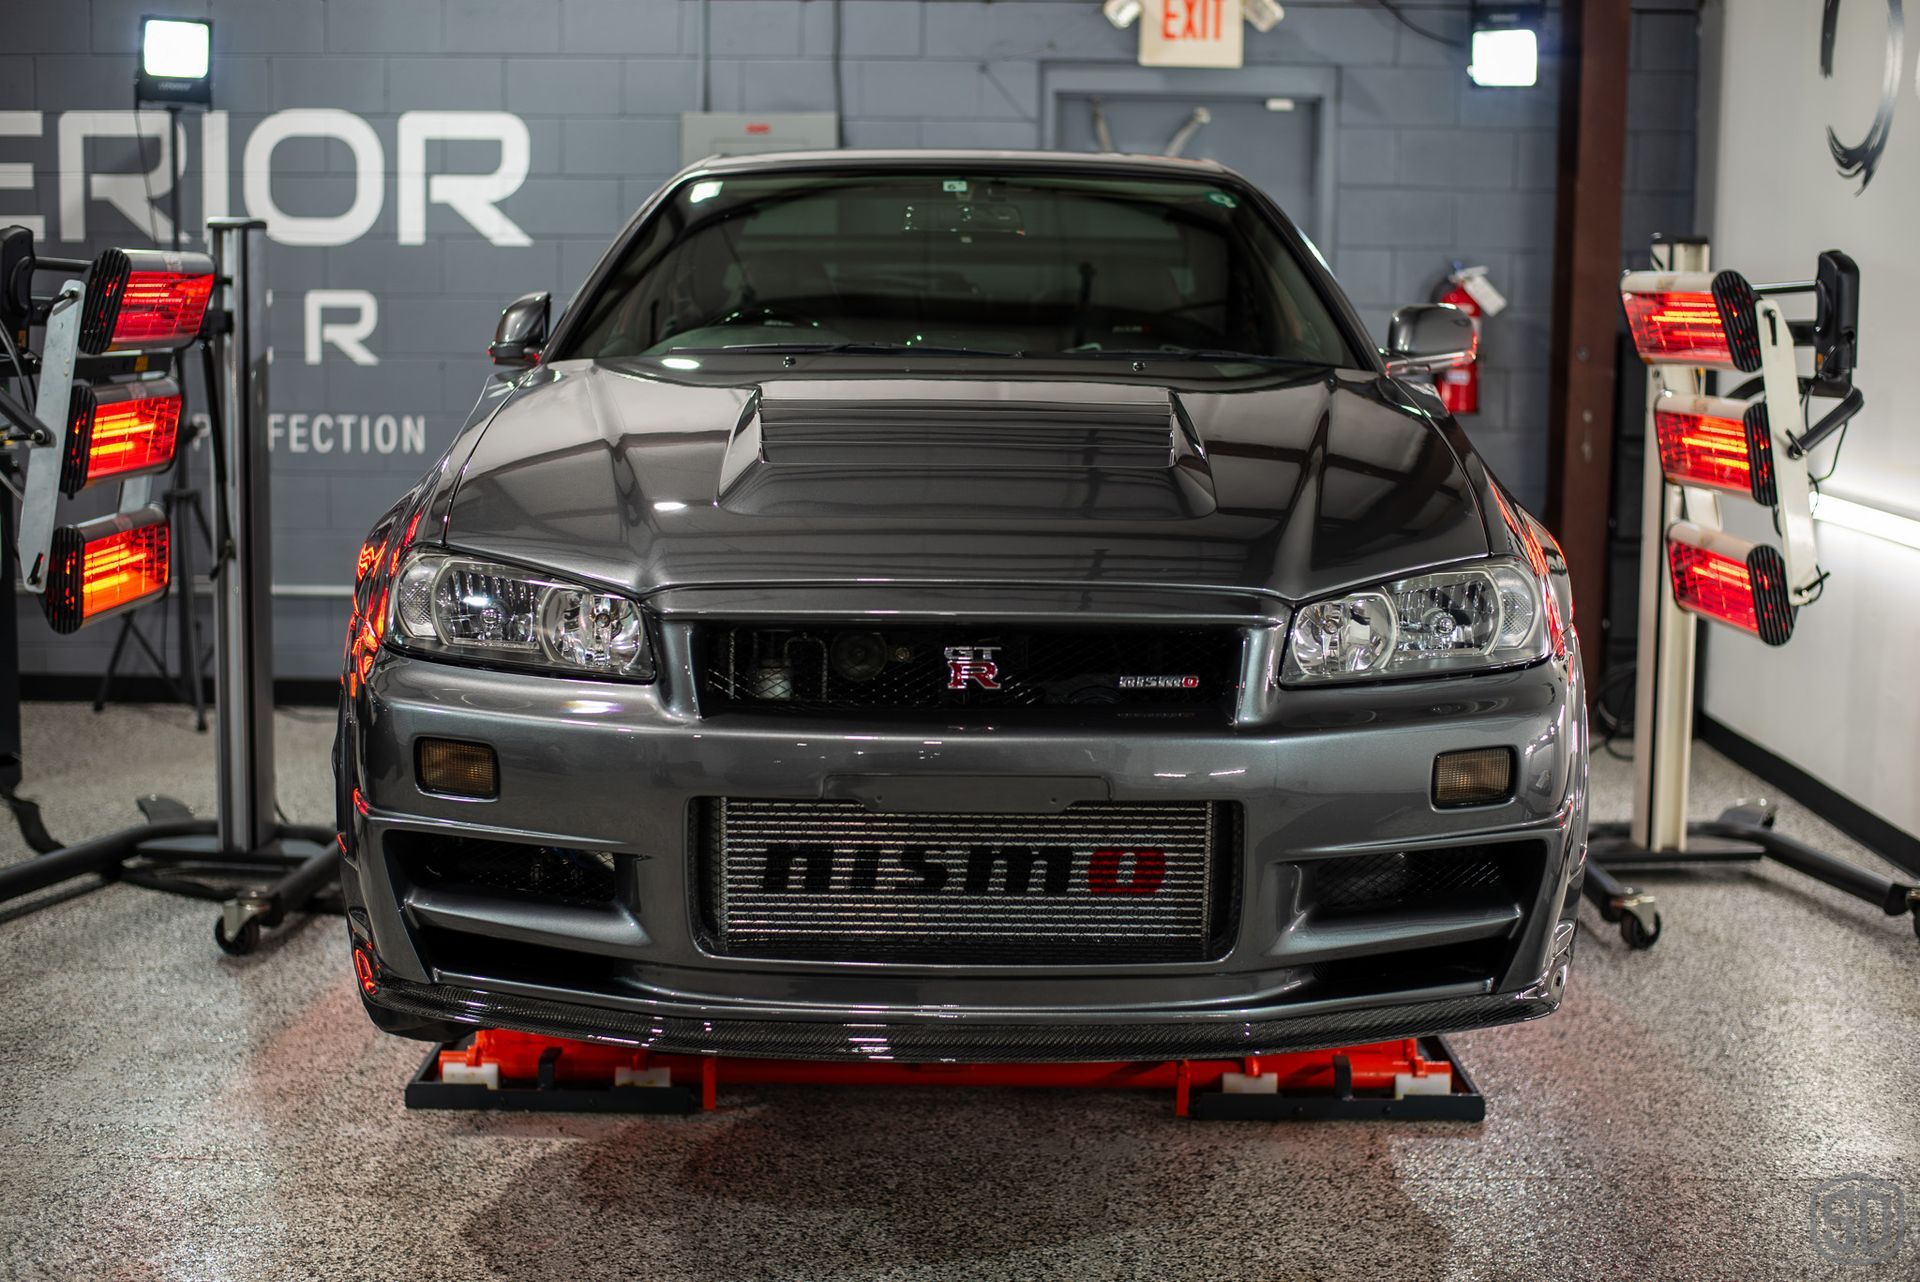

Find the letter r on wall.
[{"left": 305, "top": 290, "right": 380, "bottom": 366}]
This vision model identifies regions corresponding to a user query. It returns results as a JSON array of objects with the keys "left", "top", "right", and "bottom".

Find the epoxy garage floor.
[{"left": 2, "top": 703, "right": 1916, "bottom": 1281}]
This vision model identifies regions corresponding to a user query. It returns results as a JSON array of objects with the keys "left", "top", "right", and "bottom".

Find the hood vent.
[
  {"left": 713, "top": 379, "right": 1212, "bottom": 520},
  {"left": 756, "top": 391, "right": 1177, "bottom": 470}
]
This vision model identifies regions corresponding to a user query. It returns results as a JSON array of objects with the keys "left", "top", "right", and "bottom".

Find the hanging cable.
[
  {"left": 133, "top": 85, "right": 163, "bottom": 246},
  {"left": 1367, "top": 0, "right": 1468, "bottom": 49},
  {"left": 0, "top": 317, "right": 34, "bottom": 404},
  {"left": 1593, "top": 660, "right": 1637, "bottom": 762}
]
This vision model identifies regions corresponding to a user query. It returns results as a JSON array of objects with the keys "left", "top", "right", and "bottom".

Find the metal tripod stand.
[{"left": 91, "top": 428, "right": 214, "bottom": 728}]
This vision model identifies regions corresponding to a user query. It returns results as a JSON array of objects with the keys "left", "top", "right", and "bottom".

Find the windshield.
[{"left": 557, "top": 169, "right": 1361, "bottom": 366}]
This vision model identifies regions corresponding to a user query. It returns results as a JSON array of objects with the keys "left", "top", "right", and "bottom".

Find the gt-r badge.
[
  {"left": 945, "top": 646, "right": 1001, "bottom": 690},
  {"left": 1117, "top": 675, "right": 1202, "bottom": 689}
]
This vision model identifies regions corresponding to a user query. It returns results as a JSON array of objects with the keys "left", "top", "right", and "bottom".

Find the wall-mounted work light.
[
  {"left": 137, "top": 16, "right": 213, "bottom": 107},
  {"left": 1468, "top": 3, "right": 1542, "bottom": 88}
]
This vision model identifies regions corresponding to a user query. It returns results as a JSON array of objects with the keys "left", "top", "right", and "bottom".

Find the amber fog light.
[
  {"left": 416, "top": 738, "right": 498, "bottom": 799},
  {"left": 1432, "top": 747, "right": 1514, "bottom": 808}
]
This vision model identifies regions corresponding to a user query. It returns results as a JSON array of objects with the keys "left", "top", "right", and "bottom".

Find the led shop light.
[
  {"left": 1468, "top": 3, "right": 1542, "bottom": 87},
  {"left": 137, "top": 17, "right": 213, "bottom": 107}
]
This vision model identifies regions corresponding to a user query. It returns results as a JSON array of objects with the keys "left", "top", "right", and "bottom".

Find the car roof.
[{"left": 684, "top": 148, "right": 1233, "bottom": 179}]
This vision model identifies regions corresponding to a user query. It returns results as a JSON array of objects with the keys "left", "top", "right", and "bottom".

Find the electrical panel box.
[{"left": 679, "top": 113, "right": 839, "bottom": 167}]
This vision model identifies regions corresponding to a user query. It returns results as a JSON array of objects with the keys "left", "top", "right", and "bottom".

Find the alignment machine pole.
[{"left": 208, "top": 218, "right": 275, "bottom": 856}]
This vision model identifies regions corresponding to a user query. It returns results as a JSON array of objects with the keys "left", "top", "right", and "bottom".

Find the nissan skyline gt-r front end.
[{"left": 335, "top": 151, "right": 1586, "bottom": 1061}]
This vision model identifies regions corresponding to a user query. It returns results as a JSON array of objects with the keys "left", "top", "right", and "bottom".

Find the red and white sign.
[{"left": 1140, "top": 0, "right": 1244, "bottom": 68}]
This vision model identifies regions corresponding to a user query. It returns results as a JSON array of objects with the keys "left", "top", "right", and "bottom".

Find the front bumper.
[
  {"left": 339, "top": 648, "right": 1586, "bottom": 1061},
  {"left": 365, "top": 974, "right": 1566, "bottom": 1062}
]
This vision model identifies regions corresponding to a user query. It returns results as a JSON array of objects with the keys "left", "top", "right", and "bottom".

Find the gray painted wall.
[{"left": 5, "top": 0, "right": 1696, "bottom": 682}]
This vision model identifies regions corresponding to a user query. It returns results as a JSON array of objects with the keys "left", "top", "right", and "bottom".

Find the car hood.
[{"left": 443, "top": 359, "right": 1488, "bottom": 605}]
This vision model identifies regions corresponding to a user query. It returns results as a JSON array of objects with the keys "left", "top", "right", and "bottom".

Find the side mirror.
[
  {"left": 1383, "top": 303, "right": 1477, "bottom": 377},
  {"left": 489, "top": 291, "right": 549, "bottom": 367}
]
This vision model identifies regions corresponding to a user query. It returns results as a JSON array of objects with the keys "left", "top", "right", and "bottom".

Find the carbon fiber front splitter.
[{"left": 367, "top": 977, "right": 1560, "bottom": 1063}]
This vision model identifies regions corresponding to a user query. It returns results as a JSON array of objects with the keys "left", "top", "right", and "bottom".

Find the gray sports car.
[{"left": 336, "top": 150, "right": 1585, "bottom": 1061}]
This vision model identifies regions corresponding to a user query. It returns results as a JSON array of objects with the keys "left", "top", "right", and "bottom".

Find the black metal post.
[
  {"left": 0, "top": 496, "right": 21, "bottom": 800},
  {"left": 209, "top": 218, "right": 276, "bottom": 856},
  {"left": 166, "top": 104, "right": 183, "bottom": 252}
]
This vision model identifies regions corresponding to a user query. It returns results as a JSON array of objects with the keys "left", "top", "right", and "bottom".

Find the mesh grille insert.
[
  {"left": 696, "top": 798, "right": 1237, "bottom": 964},
  {"left": 698, "top": 625, "right": 1240, "bottom": 716},
  {"left": 1306, "top": 843, "right": 1540, "bottom": 915},
  {"left": 393, "top": 833, "right": 620, "bottom": 906}
]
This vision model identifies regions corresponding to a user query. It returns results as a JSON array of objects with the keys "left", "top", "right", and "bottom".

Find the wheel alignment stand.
[
  {"left": 0, "top": 220, "right": 338, "bottom": 954},
  {"left": 1586, "top": 237, "right": 1920, "bottom": 947}
]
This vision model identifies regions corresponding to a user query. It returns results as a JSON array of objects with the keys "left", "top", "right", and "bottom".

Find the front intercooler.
[{"left": 694, "top": 799, "right": 1237, "bottom": 965}]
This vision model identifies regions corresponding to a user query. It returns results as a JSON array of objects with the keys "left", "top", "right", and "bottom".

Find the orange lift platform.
[{"left": 405, "top": 1030, "right": 1485, "bottom": 1121}]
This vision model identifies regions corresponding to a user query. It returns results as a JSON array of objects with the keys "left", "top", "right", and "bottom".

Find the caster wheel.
[
  {"left": 1621, "top": 912, "right": 1661, "bottom": 950},
  {"left": 215, "top": 916, "right": 262, "bottom": 956}
]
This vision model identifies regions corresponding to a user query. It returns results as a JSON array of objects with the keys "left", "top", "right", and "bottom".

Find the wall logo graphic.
[
  {"left": 1809, "top": 1173, "right": 1906, "bottom": 1264},
  {"left": 1822, "top": 0, "right": 1906, "bottom": 190}
]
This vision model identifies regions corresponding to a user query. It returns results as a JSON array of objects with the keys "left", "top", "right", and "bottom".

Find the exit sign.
[{"left": 1140, "top": 0, "right": 1244, "bottom": 68}]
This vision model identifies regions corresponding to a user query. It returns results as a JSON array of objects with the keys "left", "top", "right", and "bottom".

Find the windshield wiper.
[{"left": 1028, "top": 347, "right": 1334, "bottom": 369}]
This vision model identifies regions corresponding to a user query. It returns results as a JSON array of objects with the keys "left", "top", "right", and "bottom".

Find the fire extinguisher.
[{"left": 1432, "top": 264, "right": 1505, "bottom": 415}]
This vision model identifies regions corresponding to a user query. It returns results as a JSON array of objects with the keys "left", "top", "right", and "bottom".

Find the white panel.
[{"left": 1700, "top": 3, "right": 1920, "bottom": 840}]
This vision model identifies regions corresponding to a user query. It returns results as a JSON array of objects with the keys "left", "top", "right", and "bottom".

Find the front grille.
[
  {"left": 696, "top": 799, "right": 1236, "bottom": 964},
  {"left": 391, "top": 832, "right": 620, "bottom": 906},
  {"left": 1305, "top": 843, "right": 1541, "bottom": 915},
  {"left": 698, "top": 624, "right": 1240, "bottom": 716}
]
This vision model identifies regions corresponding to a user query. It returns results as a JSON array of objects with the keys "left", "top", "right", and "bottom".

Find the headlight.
[
  {"left": 1282, "top": 559, "right": 1547, "bottom": 684},
  {"left": 390, "top": 550, "right": 655, "bottom": 680}
]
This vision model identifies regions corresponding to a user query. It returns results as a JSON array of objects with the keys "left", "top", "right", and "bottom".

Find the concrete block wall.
[{"left": 4, "top": 0, "right": 1697, "bottom": 681}]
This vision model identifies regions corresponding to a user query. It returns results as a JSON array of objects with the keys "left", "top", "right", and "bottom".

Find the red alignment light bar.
[
  {"left": 1620, "top": 270, "right": 1762, "bottom": 372},
  {"left": 39, "top": 508, "right": 171, "bottom": 635},
  {"left": 58, "top": 378, "right": 183, "bottom": 495},
  {"left": 1665, "top": 521, "right": 1794, "bottom": 646},
  {"left": 79, "top": 248, "right": 217, "bottom": 354},
  {"left": 1651, "top": 392, "right": 1777, "bottom": 506}
]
